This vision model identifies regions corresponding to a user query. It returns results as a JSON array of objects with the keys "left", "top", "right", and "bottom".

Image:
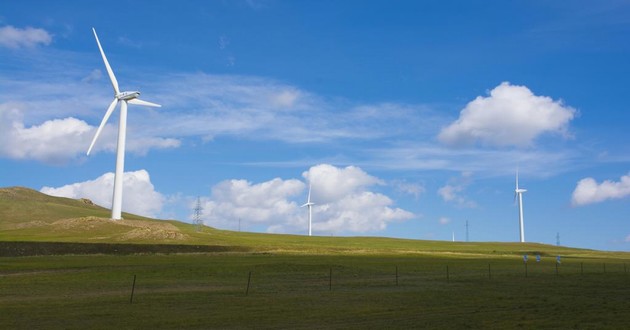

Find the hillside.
[
  {"left": 0, "top": 186, "right": 190, "bottom": 243},
  {"left": 1, "top": 187, "right": 628, "bottom": 259}
]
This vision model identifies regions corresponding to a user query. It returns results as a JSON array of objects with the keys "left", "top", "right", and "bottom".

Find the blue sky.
[{"left": 1, "top": 1, "right": 629, "bottom": 251}]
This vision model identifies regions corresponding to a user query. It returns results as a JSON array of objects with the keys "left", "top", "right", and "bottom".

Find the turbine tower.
[
  {"left": 514, "top": 170, "right": 527, "bottom": 243},
  {"left": 87, "top": 28, "right": 161, "bottom": 220},
  {"left": 301, "top": 183, "right": 315, "bottom": 236}
]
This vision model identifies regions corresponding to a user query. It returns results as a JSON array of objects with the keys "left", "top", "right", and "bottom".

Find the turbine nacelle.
[{"left": 116, "top": 91, "right": 141, "bottom": 101}]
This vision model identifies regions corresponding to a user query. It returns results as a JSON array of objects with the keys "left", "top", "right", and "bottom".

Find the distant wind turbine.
[
  {"left": 87, "top": 28, "right": 161, "bottom": 220},
  {"left": 301, "top": 183, "right": 315, "bottom": 236},
  {"left": 514, "top": 170, "right": 527, "bottom": 243}
]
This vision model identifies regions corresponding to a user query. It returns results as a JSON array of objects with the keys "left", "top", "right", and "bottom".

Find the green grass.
[
  {"left": 2, "top": 253, "right": 629, "bottom": 329},
  {"left": 2, "top": 186, "right": 630, "bottom": 328}
]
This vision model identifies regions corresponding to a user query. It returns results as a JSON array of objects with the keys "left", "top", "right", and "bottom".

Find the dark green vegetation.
[{"left": 1, "top": 187, "right": 629, "bottom": 328}]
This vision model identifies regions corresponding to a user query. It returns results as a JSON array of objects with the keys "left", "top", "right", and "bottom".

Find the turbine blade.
[
  {"left": 128, "top": 98, "right": 161, "bottom": 107},
  {"left": 92, "top": 28, "right": 120, "bottom": 95},
  {"left": 87, "top": 98, "right": 118, "bottom": 155}
]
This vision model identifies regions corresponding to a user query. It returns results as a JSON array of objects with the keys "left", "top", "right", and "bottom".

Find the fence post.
[
  {"left": 525, "top": 262, "right": 528, "bottom": 278},
  {"left": 488, "top": 263, "right": 491, "bottom": 280},
  {"left": 246, "top": 271, "right": 252, "bottom": 296},
  {"left": 130, "top": 274, "right": 136, "bottom": 304},
  {"left": 329, "top": 268, "right": 332, "bottom": 291},
  {"left": 446, "top": 265, "right": 450, "bottom": 283}
]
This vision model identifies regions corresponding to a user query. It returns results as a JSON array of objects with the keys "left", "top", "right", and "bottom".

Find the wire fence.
[{"left": 225, "top": 260, "right": 629, "bottom": 295}]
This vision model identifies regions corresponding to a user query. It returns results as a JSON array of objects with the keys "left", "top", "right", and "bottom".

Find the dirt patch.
[
  {"left": 46, "top": 217, "right": 190, "bottom": 242},
  {"left": 118, "top": 227, "right": 188, "bottom": 241}
]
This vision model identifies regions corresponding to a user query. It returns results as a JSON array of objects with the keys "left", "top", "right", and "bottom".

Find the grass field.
[
  {"left": 2, "top": 187, "right": 630, "bottom": 328},
  {"left": 2, "top": 253, "right": 629, "bottom": 329}
]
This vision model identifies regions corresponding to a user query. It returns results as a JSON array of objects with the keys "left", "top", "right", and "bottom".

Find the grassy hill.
[{"left": 1, "top": 186, "right": 628, "bottom": 259}]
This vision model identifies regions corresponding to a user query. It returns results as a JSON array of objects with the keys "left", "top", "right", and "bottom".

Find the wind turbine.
[
  {"left": 301, "top": 183, "right": 315, "bottom": 236},
  {"left": 87, "top": 28, "right": 161, "bottom": 220},
  {"left": 514, "top": 170, "right": 527, "bottom": 243}
]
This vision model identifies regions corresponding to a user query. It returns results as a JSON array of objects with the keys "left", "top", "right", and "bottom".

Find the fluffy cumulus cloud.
[
  {"left": 299, "top": 164, "right": 413, "bottom": 234},
  {"left": 199, "top": 164, "right": 414, "bottom": 234},
  {"left": 438, "top": 82, "right": 576, "bottom": 147},
  {"left": 200, "top": 178, "right": 305, "bottom": 229},
  {"left": 0, "top": 106, "right": 93, "bottom": 163},
  {"left": 0, "top": 25, "right": 52, "bottom": 49},
  {"left": 571, "top": 173, "right": 630, "bottom": 206},
  {"left": 0, "top": 106, "right": 180, "bottom": 163},
  {"left": 302, "top": 164, "right": 383, "bottom": 202},
  {"left": 41, "top": 170, "right": 164, "bottom": 217}
]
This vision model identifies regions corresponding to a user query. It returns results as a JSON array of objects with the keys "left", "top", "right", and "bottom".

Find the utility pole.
[
  {"left": 466, "top": 220, "right": 469, "bottom": 242},
  {"left": 556, "top": 232, "right": 560, "bottom": 246},
  {"left": 193, "top": 197, "right": 203, "bottom": 232}
]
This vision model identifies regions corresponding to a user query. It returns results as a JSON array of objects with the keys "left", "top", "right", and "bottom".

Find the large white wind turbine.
[
  {"left": 87, "top": 28, "right": 161, "bottom": 220},
  {"left": 301, "top": 183, "right": 315, "bottom": 236},
  {"left": 514, "top": 170, "right": 527, "bottom": 243}
]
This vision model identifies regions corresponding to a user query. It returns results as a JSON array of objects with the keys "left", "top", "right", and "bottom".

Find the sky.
[{"left": 1, "top": 0, "right": 629, "bottom": 251}]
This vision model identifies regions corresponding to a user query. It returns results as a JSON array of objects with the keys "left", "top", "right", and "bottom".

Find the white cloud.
[
  {"left": 625, "top": 234, "right": 630, "bottom": 243},
  {"left": 200, "top": 164, "right": 414, "bottom": 234},
  {"left": 146, "top": 73, "right": 433, "bottom": 143},
  {"left": 571, "top": 173, "right": 630, "bottom": 206},
  {"left": 302, "top": 164, "right": 383, "bottom": 203},
  {"left": 0, "top": 106, "right": 93, "bottom": 163},
  {"left": 0, "top": 106, "right": 180, "bottom": 163},
  {"left": 1, "top": 69, "right": 436, "bottom": 156},
  {"left": 0, "top": 25, "right": 52, "bottom": 49},
  {"left": 41, "top": 170, "right": 164, "bottom": 217},
  {"left": 437, "top": 172, "right": 477, "bottom": 208},
  {"left": 438, "top": 82, "right": 576, "bottom": 147},
  {"left": 200, "top": 178, "right": 305, "bottom": 230},
  {"left": 271, "top": 89, "right": 301, "bottom": 108},
  {"left": 81, "top": 69, "right": 102, "bottom": 83},
  {"left": 438, "top": 217, "right": 450, "bottom": 225},
  {"left": 301, "top": 164, "right": 413, "bottom": 234},
  {"left": 310, "top": 191, "right": 413, "bottom": 233},
  {"left": 391, "top": 180, "right": 425, "bottom": 199}
]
